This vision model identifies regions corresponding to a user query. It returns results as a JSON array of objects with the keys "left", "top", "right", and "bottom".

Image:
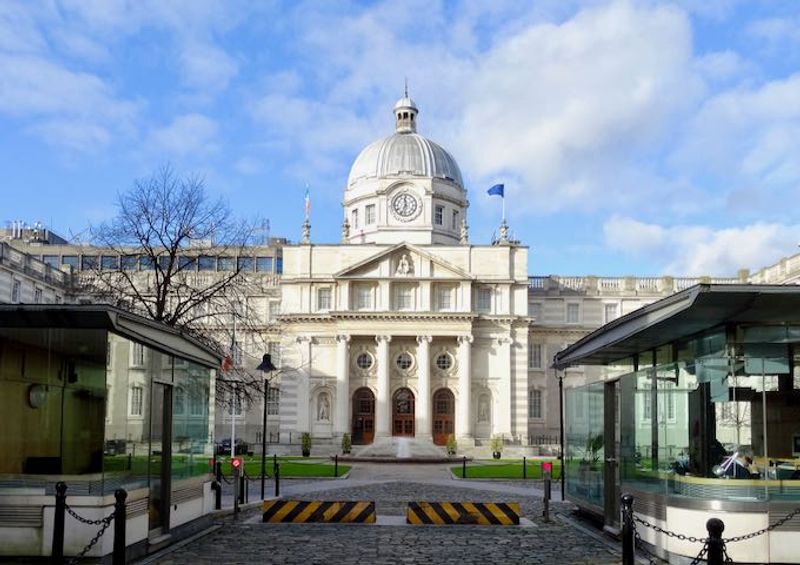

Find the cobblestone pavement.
[{"left": 151, "top": 478, "right": 621, "bottom": 565}]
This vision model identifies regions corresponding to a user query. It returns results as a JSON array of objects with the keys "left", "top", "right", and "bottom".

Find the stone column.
[
  {"left": 494, "top": 336, "right": 513, "bottom": 436},
  {"left": 375, "top": 335, "right": 392, "bottom": 438},
  {"left": 334, "top": 334, "right": 350, "bottom": 436},
  {"left": 416, "top": 335, "right": 433, "bottom": 440},
  {"left": 456, "top": 335, "right": 473, "bottom": 439}
]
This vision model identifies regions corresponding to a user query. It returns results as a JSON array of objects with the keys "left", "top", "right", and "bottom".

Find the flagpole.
[{"left": 502, "top": 193, "right": 506, "bottom": 223}]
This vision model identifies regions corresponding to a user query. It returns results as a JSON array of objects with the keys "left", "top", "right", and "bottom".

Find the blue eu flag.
[{"left": 487, "top": 184, "right": 504, "bottom": 197}]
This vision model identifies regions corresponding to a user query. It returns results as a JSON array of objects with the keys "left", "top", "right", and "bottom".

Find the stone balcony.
[{"left": 527, "top": 274, "right": 744, "bottom": 296}]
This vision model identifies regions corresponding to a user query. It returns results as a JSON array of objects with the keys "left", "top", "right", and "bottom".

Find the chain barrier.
[
  {"left": 630, "top": 505, "right": 800, "bottom": 564},
  {"left": 220, "top": 473, "right": 233, "bottom": 484},
  {"left": 63, "top": 503, "right": 115, "bottom": 565}
]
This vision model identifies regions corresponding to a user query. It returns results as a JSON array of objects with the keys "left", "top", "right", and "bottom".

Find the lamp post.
[
  {"left": 557, "top": 369, "right": 565, "bottom": 501},
  {"left": 257, "top": 353, "right": 277, "bottom": 500}
]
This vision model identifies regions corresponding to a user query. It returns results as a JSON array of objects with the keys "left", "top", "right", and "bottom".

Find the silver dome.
[{"left": 347, "top": 132, "right": 464, "bottom": 188}]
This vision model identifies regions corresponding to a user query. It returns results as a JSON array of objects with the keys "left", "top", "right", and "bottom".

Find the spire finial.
[{"left": 404, "top": 77, "right": 408, "bottom": 98}]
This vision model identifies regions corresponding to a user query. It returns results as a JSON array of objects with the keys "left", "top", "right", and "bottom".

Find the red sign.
[
  {"left": 542, "top": 461, "right": 553, "bottom": 473},
  {"left": 232, "top": 458, "right": 241, "bottom": 469}
]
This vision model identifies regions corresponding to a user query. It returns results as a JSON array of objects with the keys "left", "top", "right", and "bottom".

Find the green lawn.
[
  {"left": 451, "top": 459, "right": 561, "bottom": 480},
  {"left": 102, "top": 454, "right": 349, "bottom": 478}
]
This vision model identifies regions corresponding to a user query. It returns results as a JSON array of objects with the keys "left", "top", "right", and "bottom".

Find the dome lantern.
[{"left": 394, "top": 84, "right": 418, "bottom": 134}]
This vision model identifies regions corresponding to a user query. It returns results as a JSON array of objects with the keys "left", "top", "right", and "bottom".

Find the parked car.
[{"left": 215, "top": 438, "right": 249, "bottom": 455}]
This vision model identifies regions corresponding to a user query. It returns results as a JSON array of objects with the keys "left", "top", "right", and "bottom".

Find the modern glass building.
[
  {"left": 554, "top": 285, "right": 800, "bottom": 564},
  {"left": 0, "top": 305, "right": 220, "bottom": 560}
]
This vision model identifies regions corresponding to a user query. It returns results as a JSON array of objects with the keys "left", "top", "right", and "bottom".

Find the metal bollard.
[
  {"left": 211, "top": 480, "right": 221, "bottom": 510},
  {"left": 233, "top": 466, "right": 240, "bottom": 517},
  {"left": 239, "top": 472, "right": 246, "bottom": 505},
  {"left": 462, "top": 456, "right": 467, "bottom": 479},
  {"left": 334, "top": 455, "right": 338, "bottom": 478},
  {"left": 274, "top": 462, "right": 280, "bottom": 497},
  {"left": 215, "top": 461, "right": 222, "bottom": 483},
  {"left": 542, "top": 465, "right": 551, "bottom": 523},
  {"left": 523, "top": 457, "right": 526, "bottom": 480},
  {"left": 273, "top": 454, "right": 278, "bottom": 475},
  {"left": 112, "top": 489, "right": 127, "bottom": 565},
  {"left": 706, "top": 518, "right": 725, "bottom": 565},
  {"left": 621, "top": 493, "right": 634, "bottom": 565},
  {"left": 52, "top": 481, "right": 67, "bottom": 565}
]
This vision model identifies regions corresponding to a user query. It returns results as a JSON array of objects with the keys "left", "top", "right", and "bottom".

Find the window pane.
[
  {"left": 81, "top": 255, "right": 98, "bottom": 270},
  {"left": 276, "top": 257, "right": 283, "bottom": 274},
  {"left": 120, "top": 255, "right": 138, "bottom": 271},
  {"left": 198, "top": 256, "right": 216, "bottom": 271},
  {"left": 101, "top": 255, "right": 119, "bottom": 270},
  {"left": 62, "top": 255, "right": 79, "bottom": 268},
  {"left": 42, "top": 255, "right": 59, "bottom": 267},
  {"left": 218, "top": 256, "right": 234, "bottom": 271},
  {"left": 238, "top": 257, "right": 254, "bottom": 272},
  {"left": 256, "top": 257, "right": 273, "bottom": 272}
]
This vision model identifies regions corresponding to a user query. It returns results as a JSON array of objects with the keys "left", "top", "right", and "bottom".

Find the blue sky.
[{"left": 2, "top": 0, "right": 799, "bottom": 276}]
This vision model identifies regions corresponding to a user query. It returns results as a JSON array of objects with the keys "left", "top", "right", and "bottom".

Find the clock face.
[{"left": 392, "top": 192, "right": 418, "bottom": 219}]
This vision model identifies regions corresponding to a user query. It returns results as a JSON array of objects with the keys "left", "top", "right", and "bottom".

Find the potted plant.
[
  {"left": 301, "top": 432, "right": 312, "bottom": 457},
  {"left": 491, "top": 435, "right": 504, "bottom": 460},
  {"left": 446, "top": 434, "right": 457, "bottom": 456},
  {"left": 341, "top": 433, "right": 352, "bottom": 455}
]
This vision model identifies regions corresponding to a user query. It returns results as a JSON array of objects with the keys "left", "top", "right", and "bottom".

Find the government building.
[{"left": 2, "top": 95, "right": 800, "bottom": 455}]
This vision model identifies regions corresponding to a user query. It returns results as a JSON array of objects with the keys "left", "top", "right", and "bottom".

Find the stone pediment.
[{"left": 334, "top": 243, "right": 473, "bottom": 280}]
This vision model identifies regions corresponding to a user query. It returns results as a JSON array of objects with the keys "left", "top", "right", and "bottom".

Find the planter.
[
  {"left": 492, "top": 451, "right": 502, "bottom": 460},
  {"left": 302, "top": 448, "right": 310, "bottom": 457}
]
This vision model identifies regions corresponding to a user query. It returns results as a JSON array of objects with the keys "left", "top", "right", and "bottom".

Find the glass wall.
[
  {"left": 616, "top": 327, "right": 800, "bottom": 502},
  {"left": 0, "top": 325, "right": 214, "bottom": 499},
  {"left": 565, "top": 381, "right": 605, "bottom": 510}
]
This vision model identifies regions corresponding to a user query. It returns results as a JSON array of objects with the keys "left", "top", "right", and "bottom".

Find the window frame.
[{"left": 529, "top": 389, "right": 543, "bottom": 419}]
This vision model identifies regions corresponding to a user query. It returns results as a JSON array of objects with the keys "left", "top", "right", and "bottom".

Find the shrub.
[
  {"left": 446, "top": 434, "right": 457, "bottom": 455},
  {"left": 490, "top": 435, "right": 504, "bottom": 453},
  {"left": 301, "top": 432, "right": 312, "bottom": 455},
  {"left": 341, "top": 433, "right": 352, "bottom": 454}
]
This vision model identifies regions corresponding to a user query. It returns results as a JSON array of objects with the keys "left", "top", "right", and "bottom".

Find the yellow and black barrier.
[
  {"left": 262, "top": 500, "right": 376, "bottom": 524},
  {"left": 406, "top": 501, "right": 521, "bottom": 525}
]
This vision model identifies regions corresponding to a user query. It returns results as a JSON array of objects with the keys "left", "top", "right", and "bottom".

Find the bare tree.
[{"left": 86, "top": 165, "right": 275, "bottom": 401}]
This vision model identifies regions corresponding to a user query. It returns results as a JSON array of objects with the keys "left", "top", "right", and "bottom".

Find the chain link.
[
  {"left": 63, "top": 507, "right": 115, "bottom": 565},
  {"left": 634, "top": 515, "right": 708, "bottom": 544},
  {"left": 633, "top": 526, "right": 663, "bottom": 564},
  {"left": 723, "top": 506, "right": 800, "bottom": 543},
  {"left": 688, "top": 543, "right": 708, "bottom": 565}
]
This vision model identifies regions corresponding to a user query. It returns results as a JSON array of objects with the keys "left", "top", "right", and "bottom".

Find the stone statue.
[
  {"left": 478, "top": 397, "right": 489, "bottom": 422},
  {"left": 395, "top": 253, "right": 412, "bottom": 276},
  {"left": 317, "top": 393, "right": 330, "bottom": 421}
]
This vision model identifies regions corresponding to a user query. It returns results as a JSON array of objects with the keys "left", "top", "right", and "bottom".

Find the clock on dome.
[{"left": 391, "top": 191, "right": 420, "bottom": 221}]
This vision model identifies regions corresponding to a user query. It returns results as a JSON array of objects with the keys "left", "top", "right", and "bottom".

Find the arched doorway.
[
  {"left": 392, "top": 388, "right": 415, "bottom": 436},
  {"left": 432, "top": 389, "right": 455, "bottom": 445},
  {"left": 352, "top": 388, "right": 375, "bottom": 445}
]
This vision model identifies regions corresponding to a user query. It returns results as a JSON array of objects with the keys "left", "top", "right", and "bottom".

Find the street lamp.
[
  {"left": 257, "top": 353, "right": 277, "bottom": 499},
  {"left": 557, "top": 368, "right": 566, "bottom": 501}
]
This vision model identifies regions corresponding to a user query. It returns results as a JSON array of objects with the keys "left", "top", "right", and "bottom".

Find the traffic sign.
[
  {"left": 232, "top": 458, "right": 242, "bottom": 469},
  {"left": 542, "top": 461, "right": 553, "bottom": 473}
]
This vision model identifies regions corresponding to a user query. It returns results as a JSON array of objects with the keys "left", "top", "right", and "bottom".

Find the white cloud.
[
  {"left": 179, "top": 41, "right": 239, "bottom": 89},
  {"left": 672, "top": 73, "right": 800, "bottom": 207},
  {"left": 150, "top": 113, "right": 218, "bottom": 157},
  {"left": 604, "top": 216, "right": 800, "bottom": 275},
  {"left": 747, "top": 16, "right": 800, "bottom": 47}
]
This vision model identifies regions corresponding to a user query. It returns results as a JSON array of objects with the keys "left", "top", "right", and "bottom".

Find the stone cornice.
[{"left": 279, "top": 311, "right": 481, "bottom": 323}]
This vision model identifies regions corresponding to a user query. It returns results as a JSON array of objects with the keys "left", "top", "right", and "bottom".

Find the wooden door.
[
  {"left": 392, "top": 388, "right": 415, "bottom": 436},
  {"left": 432, "top": 389, "right": 455, "bottom": 445},
  {"left": 352, "top": 388, "right": 375, "bottom": 445}
]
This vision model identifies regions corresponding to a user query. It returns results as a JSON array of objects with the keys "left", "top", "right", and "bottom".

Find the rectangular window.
[
  {"left": 529, "top": 343, "right": 543, "bottom": 369},
  {"left": 604, "top": 303, "right": 618, "bottom": 324},
  {"left": 356, "top": 285, "right": 372, "bottom": 310},
  {"left": 529, "top": 302, "right": 542, "bottom": 320},
  {"left": 178, "top": 256, "right": 195, "bottom": 270},
  {"left": 477, "top": 288, "right": 491, "bottom": 312},
  {"left": 158, "top": 256, "right": 171, "bottom": 270},
  {"left": 198, "top": 255, "right": 216, "bottom": 271},
  {"left": 256, "top": 256, "right": 273, "bottom": 272},
  {"left": 237, "top": 256, "right": 254, "bottom": 272},
  {"left": 365, "top": 204, "right": 376, "bottom": 225},
  {"left": 452, "top": 210, "right": 459, "bottom": 230},
  {"left": 642, "top": 387, "right": 652, "bottom": 421},
  {"left": 566, "top": 303, "right": 580, "bottom": 324},
  {"left": 42, "top": 255, "right": 59, "bottom": 268},
  {"left": 351, "top": 209, "right": 359, "bottom": 229},
  {"left": 437, "top": 286, "right": 452, "bottom": 310},
  {"left": 269, "top": 301, "right": 280, "bottom": 321},
  {"left": 130, "top": 386, "right": 143, "bottom": 416},
  {"left": 434, "top": 205, "right": 444, "bottom": 225},
  {"left": 62, "top": 255, "right": 79, "bottom": 269},
  {"left": 394, "top": 284, "right": 414, "bottom": 310},
  {"left": 34, "top": 288, "right": 42, "bottom": 304},
  {"left": 175, "top": 387, "right": 185, "bottom": 415},
  {"left": 231, "top": 389, "right": 243, "bottom": 416},
  {"left": 11, "top": 280, "right": 21, "bottom": 303},
  {"left": 276, "top": 257, "right": 283, "bottom": 274},
  {"left": 120, "top": 255, "right": 139, "bottom": 271},
  {"left": 101, "top": 255, "right": 119, "bottom": 270},
  {"left": 218, "top": 256, "right": 234, "bottom": 271},
  {"left": 131, "top": 343, "right": 146, "bottom": 366},
  {"left": 267, "top": 386, "right": 280, "bottom": 415},
  {"left": 317, "top": 288, "right": 332, "bottom": 311},
  {"left": 140, "top": 256, "right": 155, "bottom": 270},
  {"left": 81, "top": 255, "right": 98, "bottom": 270},
  {"left": 529, "top": 389, "right": 542, "bottom": 419},
  {"left": 190, "top": 387, "right": 206, "bottom": 416}
]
